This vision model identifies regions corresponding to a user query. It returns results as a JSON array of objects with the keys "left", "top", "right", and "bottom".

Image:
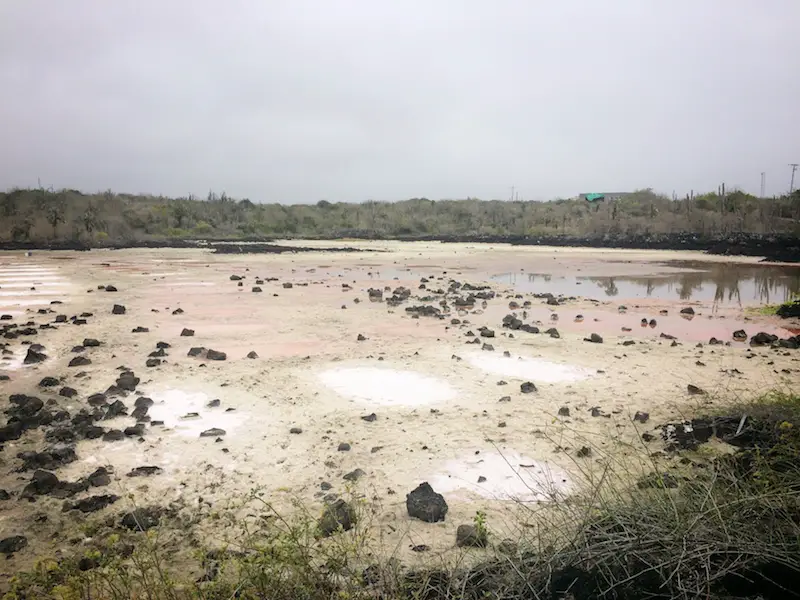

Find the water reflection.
[{"left": 494, "top": 261, "right": 800, "bottom": 306}]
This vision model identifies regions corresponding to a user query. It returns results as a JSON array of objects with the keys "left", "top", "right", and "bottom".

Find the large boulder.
[{"left": 406, "top": 482, "right": 448, "bottom": 523}]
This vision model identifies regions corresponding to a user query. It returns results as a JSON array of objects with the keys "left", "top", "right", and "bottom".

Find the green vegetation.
[
  {"left": 1, "top": 186, "right": 799, "bottom": 244},
  {"left": 6, "top": 392, "right": 800, "bottom": 600}
]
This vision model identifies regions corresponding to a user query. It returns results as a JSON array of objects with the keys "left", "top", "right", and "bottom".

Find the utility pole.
[
  {"left": 790, "top": 164, "right": 799, "bottom": 194},
  {"left": 510, "top": 186, "right": 515, "bottom": 202},
  {"left": 760, "top": 172, "right": 766, "bottom": 198}
]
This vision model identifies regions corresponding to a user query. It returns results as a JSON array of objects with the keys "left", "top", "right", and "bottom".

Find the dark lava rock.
[
  {"left": 0, "top": 536, "right": 28, "bottom": 555},
  {"left": 0, "top": 490, "right": 10, "bottom": 501},
  {"left": 200, "top": 428, "right": 226, "bottom": 437},
  {"left": 103, "top": 430, "right": 125, "bottom": 442},
  {"left": 633, "top": 411, "right": 650, "bottom": 424},
  {"left": 23, "top": 347, "right": 47, "bottom": 364},
  {"left": 338, "top": 442, "right": 351, "bottom": 451},
  {"left": 687, "top": 384, "right": 706, "bottom": 395},
  {"left": 558, "top": 406, "right": 571, "bottom": 417},
  {"left": 59, "top": 387, "right": 77, "bottom": 398},
  {"left": 24, "top": 469, "right": 60, "bottom": 496},
  {"left": 343, "top": 468, "right": 365, "bottom": 481},
  {"left": 246, "top": 351, "right": 258, "bottom": 359},
  {"left": 132, "top": 326, "right": 149, "bottom": 333},
  {"left": 9, "top": 394, "right": 44, "bottom": 415},
  {"left": 456, "top": 524, "right": 488, "bottom": 548},
  {"left": 750, "top": 332, "right": 778, "bottom": 347},
  {"left": 105, "top": 399, "right": 128, "bottom": 418},
  {"left": 181, "top": 328, "right": 195, "bottom": 337},
  {"left": 479, "top": 328, "right": 495, "bottom": 338},
  {"left": 777, "top": 300, "right": 800, "bottom": 318},
  {"left": 124, "top": 424, "right": 145, "bottom": 436},
  {"left": 357, "top": 333, "right": 367, "bottom": 341},
  {"left": 172, "top": 308, "right": 184, "bottom": 315},
  {"left": 127, "top": 466, "right": 163, "bottom": 477},
  {"left": 622, "top": 340, "right": 636, "bottom": 346},
  {"left": 230, "top": 275, "right": 242, "bottom": 281},
  {"left": 68, "top": 356, "right": 91, "bottom": 367},
  {"left": 545, "top": 328, "right": 560, "bottom": 339},
  {"left": 206, "top": 349, "right": 226, "bottom": 361},
  {"left": 88, "top": 467, "right": 112, "bottom": 487},
  {"left": 18, "top": 444, "right": 78, "bottom": 470},
  {"left": 135, "top": 397, "right": 154, "bottom": 409},
  {"left": 584, "top": 333, "right": 603, "bottom": 343},
  {"left": 88, "top": 393, "right": 108, "bottom": 407},
  {"left": 282, "top": 282, "right": 293, "bottom": 289},
  {"left": 39, "top": 376, "right": 60, "bottom": 387},
  {"left": 121, "top": 507, "right": 163, "bottom": 531},
  {"left": 187, "top": 346, "right": 205, "bottom": 356},
  {"left": 251, "top": 287, "right": 262, "bottom": 293},
  {"left": 68, "top": 494, "right": 120, "bottom": 513},
  {"left": 680, "top": 307, "right": 695, "bottom": 316},
  {"left": 146, "top": 358, "right": 161, "bottom": 367},
  {"left": 318, "top": 499, "right": 356, "bottom": 537},
  {"left": 116, "top": 372, "right": 140, "bottom": 391},
  {"left": 83, "top": 338, "right": 102, "bottom": 347},
  {"left": 207, "top": 399, "right": 220, "bottom": 408},
  {"left": 105, "top": 285, "right": 118, "bottom": 292},
  {"left": 156, "top": 341, "right": 171, "bottom": 349},
  {"left": 520, "top": 381, "right": 537, "bottom": 394},
  {"left": 289, "top": 427, "right": 302, "bottom": 434},
  {"left": 112, "top": 304, "right": 126, "bottom": 315},
  {"left": 361, "top": 413, "right": 377, "bottom": 422},
  {"left": 481, "top": 343, "right": 494, "bottom": 351},
  {"left": 406, "top": 482, "right": 448, "bottom": 523}
]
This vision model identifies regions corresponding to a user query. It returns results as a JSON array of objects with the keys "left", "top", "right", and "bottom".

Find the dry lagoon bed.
[{"left": 0, "top": 241, "right": 798, "bottom": 583}]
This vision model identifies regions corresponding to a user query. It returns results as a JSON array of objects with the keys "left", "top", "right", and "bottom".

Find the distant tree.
[
  {"left": 11, "top": 219, "right": 33, "bottom": 241},
  {"left": 46, "top": 201, "right": 65, "bottom": 238},
  {"left": 82, "top": 203, "right": 103, "bottom": 236}
]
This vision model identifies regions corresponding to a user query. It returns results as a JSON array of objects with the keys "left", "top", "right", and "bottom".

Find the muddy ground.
[{"left": 0, "top": 241, "right": 798, "bottom": 585}]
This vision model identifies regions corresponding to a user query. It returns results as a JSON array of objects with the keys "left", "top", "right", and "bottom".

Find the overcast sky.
[{"left": 1, "top": 1, "right": 798, "bottom": 203}]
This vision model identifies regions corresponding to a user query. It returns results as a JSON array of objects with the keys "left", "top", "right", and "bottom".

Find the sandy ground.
[{"left": 0, "top": 242, "right": 798, "bottom": 581}]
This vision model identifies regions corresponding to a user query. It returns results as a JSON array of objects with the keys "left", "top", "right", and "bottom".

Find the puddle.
[
  {"left": 428, "top": 451, "right": 571, "bottom": 502},
  {"left": 467, "top": 353, "right": 592, "bottom": 383},
  {"left": 146, "top": 389, "right": 245, "bottom": 438},
  {"left": 318, "top": 367, "right": 456, "bottom": 407},
  {"left": 494, "top": 261, "right": 800, "bottom": 306}
]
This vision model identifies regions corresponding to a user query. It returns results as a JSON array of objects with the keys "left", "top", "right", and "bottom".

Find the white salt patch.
[
  {"left": 467, "top": 353, "right": 591, "bottom": 383},
  {"left": 147, "top": 389, "right": 245, "bottom": 438},
  {"left": 319, "top": 367, "right": 456, "bottom": 407},
  {"left": 0, "top": 298, "right": 59, "bottom": 306},
  {"left": 428, "top": 451, "right": 572, "bottom": 502},
  {"left": 0, "top": 277, "right": 64, "bottom": 284}
]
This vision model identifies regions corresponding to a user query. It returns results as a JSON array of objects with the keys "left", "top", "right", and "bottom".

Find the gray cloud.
[{"left": 1, "top": 0, "right": 798, "bottom": 202}]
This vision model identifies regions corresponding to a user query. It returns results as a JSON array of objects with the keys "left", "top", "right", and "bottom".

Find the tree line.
[{"left": 1, "top": 186, "right": 798, "bottom": 245}]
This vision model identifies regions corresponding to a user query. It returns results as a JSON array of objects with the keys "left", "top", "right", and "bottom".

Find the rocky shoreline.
[{"left": 1, "top": 232, "right": 798, "bottom": 262}]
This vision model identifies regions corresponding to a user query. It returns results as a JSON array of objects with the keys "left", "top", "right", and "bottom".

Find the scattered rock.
[
  {"left": 127, "top": 466, "right": 163, "bottom": 477},
  {"left": 456, "top": 524, "right": 488, "bottom": 548},
  {"left": 318, "top": 499, "right": 356, "bottom": 537},
  {"left": 180, "top": 328, "right": 195, "bottom": 337},
  {"left": 83, "top": 338, "right": 102, "bottom": 347},
  {"left": 132, "top": 326, "right": 149, "bottom": 333},
  {"left": 633, "top": 411, "right": 650, "bottom": 424},
  {"left": 112, "top": 304, "right": 126, "bottom": 315},
  {"left": 39, "top": 376, "right": 60, "bottom": 387},
  {"left": 246, "top": 351, "right": 258, "bottom": 359},
  {"left": 290, "top": 427, "right": 303, "bottom": 434},
  {"left": 687, "top": 384, "right": 706, "bottom": 395},
  {"left": 59, "top": 387, "right": 77, "bottom": 398},
  {"left": 23, "top": 347, "right": 47, "bottom": 364},
  {"left": 520, "top": 381, "right": 537, "bottom": 394},
  {"left": 338, "top": 442, "right": 351, "bottom": 452},
  {"left": 558, "top": 406, "right": 571, "bottom": 417},
  {"left": 406, "top": 482, "right": 448, "bottom": 523},
  {"left": 206, "top": 349, "right": 227, "bottom": 361},
  {"left": 0, "top": 536, "right": 28, "bottom": 555},
  {"left": 200, "top": 428, "right": 226, "bottom": 438},
  {"left": 680, "top": 307, "right": 695, "bottom": 316},
  {"left": 120, "top": 507, "right": 163, "bottom": 531},
  {"left": 68, "top": 356, "right": 91, "bottom": 367},
  {"left": 343, "top": 468, "right": 365, "bottom": 481},
  {"left": 584, "top": 333, "right": 603, "bottom": 343},
  {"left": 361, "top": 413, "right": 377, "bottom": 422}
]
